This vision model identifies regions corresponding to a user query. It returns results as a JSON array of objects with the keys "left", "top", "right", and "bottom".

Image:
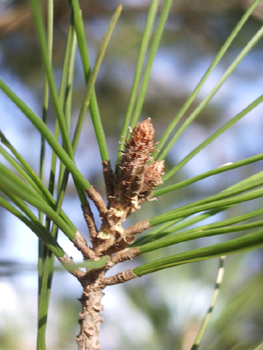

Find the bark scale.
[{"left": 76, "top": 279, "right": 105, "bottom": 350}]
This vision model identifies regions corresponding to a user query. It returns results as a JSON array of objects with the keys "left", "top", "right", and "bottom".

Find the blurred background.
[{"left": 1, "top": 0, "right": 263, "bottom": 349}]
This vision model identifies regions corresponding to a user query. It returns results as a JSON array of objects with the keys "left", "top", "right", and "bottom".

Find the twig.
[
  {"left": 103, "top": 269, "right": 138, "bottom": 286},
  {"left": 86, "top": 186, "right": 108, "bottom": 217},
  {"left": 110, "top": 247, "right": 141, "bottom": 264},
  {"left": 58, "top": 253, "right": 86, "bottom": 279},
  {"left": 82, "top": 204, "right": 98, "bottom": 240},
  {"left": 73, "top": 231, "right": 96, "bottom": 260},
  {"left": 124, "top": 219, "right": 151, "bottom": 236}
]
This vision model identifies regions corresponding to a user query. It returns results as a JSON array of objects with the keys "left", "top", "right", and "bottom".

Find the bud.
[
  {"left": 117, "top": 118, "right": 155, "bottom": 197},
  {"left": 114, "top": 118, "right": 164, "bottom": 211},
  {"left": 127, "top": 118, "right": 155, "bottom": 158},
  {"left": 142, "top": 160, "right": 165, "bottom": 192}
]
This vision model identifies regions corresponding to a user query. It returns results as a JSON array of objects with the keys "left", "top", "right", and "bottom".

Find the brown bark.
[
  {"left": 58, "top": 253, "right": 85, "bottom": 279},
  {"left": 110, "top": 247, "right": 141, "bottom": 264},
  {"left": 124, "top": 219, "right": 151, "bottom": 236},
  {"left": 86, "top": 186, "right": 108, "bottom": 217},
  {"left": 103, "top": 269, "right": 137, "bottom": 286},
  {"left": 82, "top": 205, "right": 98, "bottom": 241},
  {"left": 73, "top": 231, "right": 96, "bottom": 260},
  {"left": 76, "top": 284, "right": 104, "bottom": 350}
]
